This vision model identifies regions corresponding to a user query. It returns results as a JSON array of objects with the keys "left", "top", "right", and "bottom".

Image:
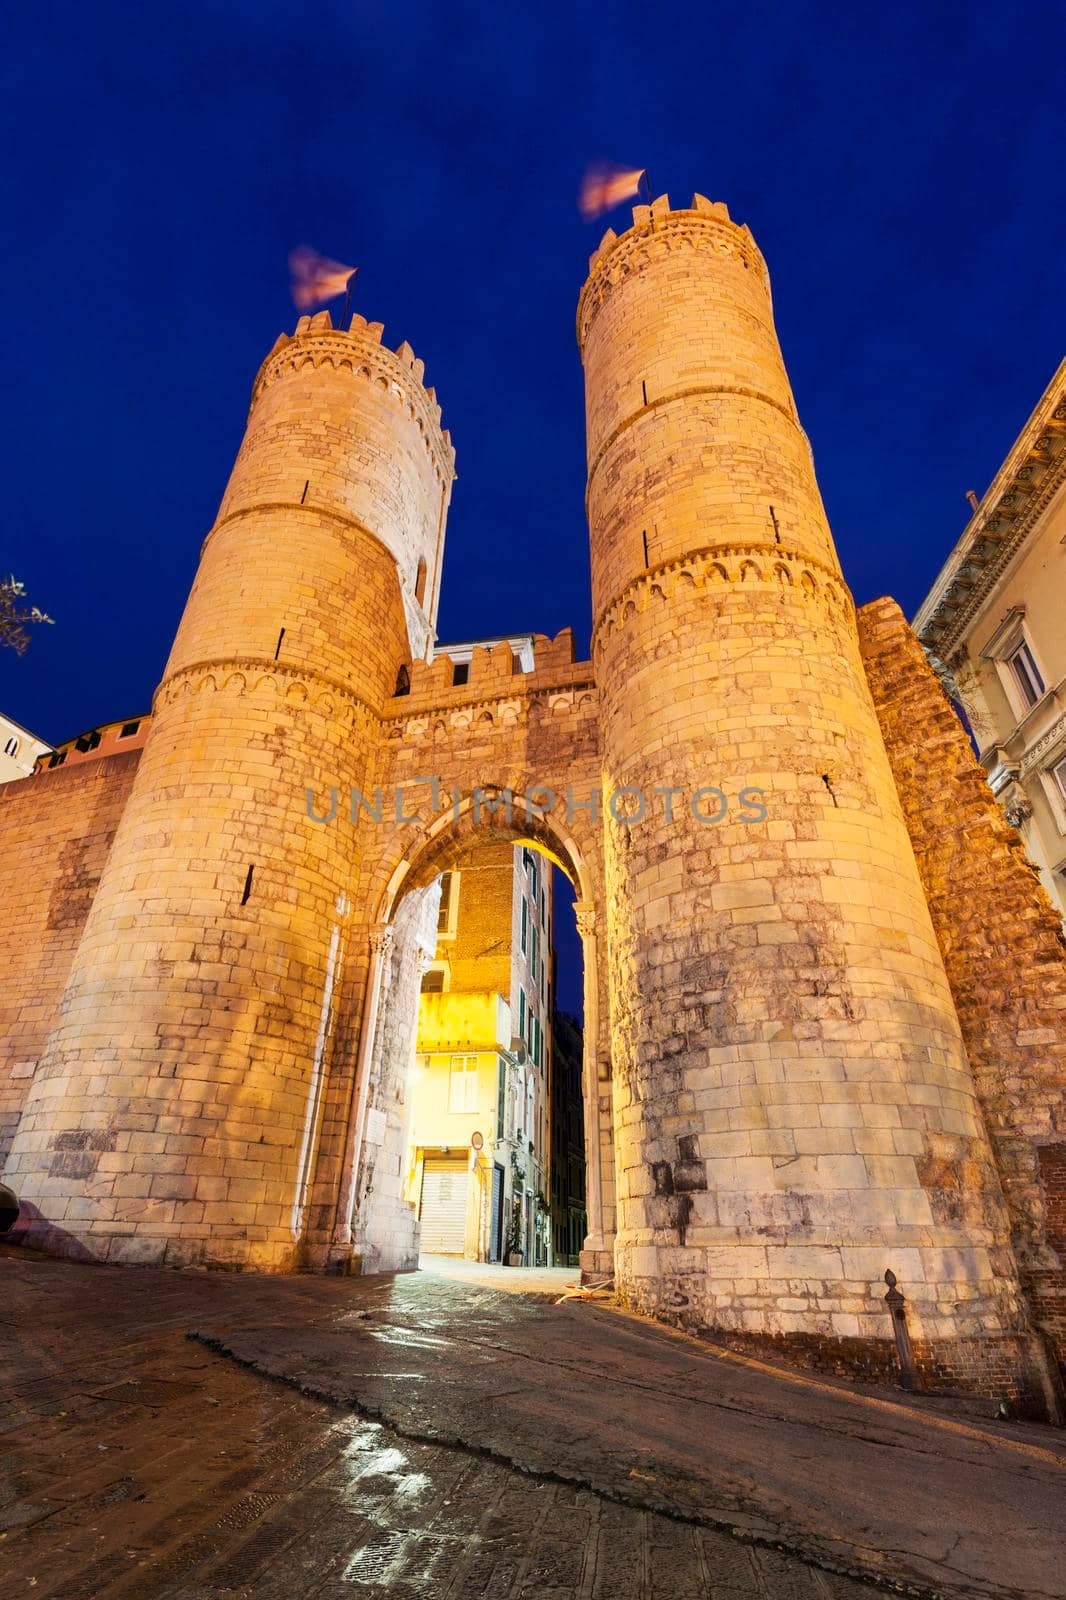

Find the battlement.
[
  {"left": 252, "top": 309, "right": 455, "bottom": 480},
  {"left": 577, "top": 193, "right": 766, "bottom": 350},
  {"left": 585, "top": 193, "right": 733, "bottom": 271},
  {"left": 388, "top": 628, "right": 593, "bottom": 716}
]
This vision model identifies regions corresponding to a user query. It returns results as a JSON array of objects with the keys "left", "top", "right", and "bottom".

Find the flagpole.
[
  {"left": 639, "top": 169, "right": 652, "bottom": 205},
  {"left": 342, "top": 269, "right": 359, "bottom": 326}
]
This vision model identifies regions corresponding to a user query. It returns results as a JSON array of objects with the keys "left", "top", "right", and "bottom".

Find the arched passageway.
[{"left": 324, "top": 797, "right": 614, "bottom": 1282}]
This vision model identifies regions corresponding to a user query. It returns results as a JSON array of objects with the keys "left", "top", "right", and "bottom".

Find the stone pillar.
[
  {"left": 5, "top": 310, "right": 454, "bottom": 1270},
  {"left": 578, "top": 194, "right": 1032, "bottom": 1394}
]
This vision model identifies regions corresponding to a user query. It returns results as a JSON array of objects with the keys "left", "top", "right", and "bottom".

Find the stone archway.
[{"left": 329, "top": 795, "right": 613, "bottom": 1280}]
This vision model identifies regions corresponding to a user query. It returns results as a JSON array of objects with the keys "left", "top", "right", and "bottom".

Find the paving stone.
[{"left": 4, "top": 1248, "right": 1060, "bottom": 1600}]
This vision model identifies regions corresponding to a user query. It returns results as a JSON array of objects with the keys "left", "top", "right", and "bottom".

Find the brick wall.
[
  {"left": 858, "top": 596, "right": 1066, "bottom": 1374},
  {"left": 0, "top": 754, "right": 140, "bottom": 1166},
  {"left": 443, "top": 842, "right": 515, "bottom": 998}
]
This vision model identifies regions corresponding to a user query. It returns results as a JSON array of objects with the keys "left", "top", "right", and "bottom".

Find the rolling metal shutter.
[{"left": 419, "top": 1157, "right": 469, "bottom": 1255}]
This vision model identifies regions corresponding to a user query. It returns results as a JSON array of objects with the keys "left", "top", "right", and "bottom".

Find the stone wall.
[
  {"left": 3, "top": 213, "right": 1061, "bottom": 1414},
  {"left": 440, "top": 841, "right": 515, "bottom": 998},
  {"left": 300, "top": 629, "right": 616, "bottom": 1270},
  {"left": 0, "top": 753, "right": 140, "bottom": 1166},
  {"left": 350, "top": 884, "right": 439, "bottom": 1274},
  {"left": 858, "top": 596, "right": 1066, "bottom": 1376},
  {"left": 3, "top": 310, "right": 455, "bottom": 1271},
  {"left": 577, "top": 196, "right": 1029, "bottom": 1383}
]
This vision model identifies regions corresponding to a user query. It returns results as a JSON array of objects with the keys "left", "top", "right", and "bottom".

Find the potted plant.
[{"left": 506, "top": 1198, "right": 523, "bottom": 1267}]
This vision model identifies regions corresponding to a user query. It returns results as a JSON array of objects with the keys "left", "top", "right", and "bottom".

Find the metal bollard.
[{"left": 884, "top": 1268, "right": 917, "bottom": 1391}]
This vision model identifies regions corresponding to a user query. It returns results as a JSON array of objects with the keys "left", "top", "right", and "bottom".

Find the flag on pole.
[
  {"left": 289, "top": 246, "right": 357, "bottom": 310},
  {"left": 578, "top": 164, "right": 647, "bottom": 221}
]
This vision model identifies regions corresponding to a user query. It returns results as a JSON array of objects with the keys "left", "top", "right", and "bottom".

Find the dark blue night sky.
[{"left": 3, "top": 3, "right": 1065, "bottom": 1007}]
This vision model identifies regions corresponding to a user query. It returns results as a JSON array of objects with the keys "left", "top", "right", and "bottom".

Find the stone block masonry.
[
  {"left": 578, "top": 195, "right": 1035, "bottom": 1398},
  {"left": 3, "top": 311, "right": 454, "bottom": 1272},
  {"left": 859, "top": 596, "right": 1066, "bottom": 1385},
  {"left": 0, "top": 751, "right": 141, "bottom": 1166},
  {"left": 2, "top": 195, "right": 1064, "bottom": 1415}
]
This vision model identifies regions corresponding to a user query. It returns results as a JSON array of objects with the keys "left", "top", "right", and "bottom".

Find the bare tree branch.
[{"left": 0, "top": 574, "right": 54, "bottom": 656}]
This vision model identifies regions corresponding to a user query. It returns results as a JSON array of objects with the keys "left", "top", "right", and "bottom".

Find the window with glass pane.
[{"left": 1009, "top": 640, "right": 1044, "bottom": 708}]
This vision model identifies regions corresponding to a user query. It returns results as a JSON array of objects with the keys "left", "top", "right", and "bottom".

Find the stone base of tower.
[
  {"left": 612, "top": 1237, "right": 1065, "bottom": 1419},
  {"left": 693, "top": 1325, "right": 1059, "bottom": 1420},
  {"left": 7, "top": 1210, "right": 302, "bottom": 1273}
]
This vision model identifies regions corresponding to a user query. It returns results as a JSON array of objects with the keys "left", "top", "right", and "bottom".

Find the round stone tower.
[
  {"left": 7, "top": 309, "right": 454, "bottom": 1270},
  {"left": 579, "top": 194, "right": 1031, "bottom": 1379}
]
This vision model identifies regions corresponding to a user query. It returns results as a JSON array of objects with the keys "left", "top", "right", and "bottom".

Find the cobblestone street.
[{"left": 2, "top": 1248, "right": 1064, "bottom": 1599}]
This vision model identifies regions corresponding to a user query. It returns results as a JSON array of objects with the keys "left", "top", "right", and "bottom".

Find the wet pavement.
[
  {"left": 413, "top": 1252, "right": 581, "bottom": 1295},
  {"left": 2, "top": 1247, "right": 1063, "bottom": 1599}
]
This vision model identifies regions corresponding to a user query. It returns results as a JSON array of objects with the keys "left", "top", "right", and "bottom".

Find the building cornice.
[{"left": 913, "top": 357, "right": 1066, "bottom": 658}]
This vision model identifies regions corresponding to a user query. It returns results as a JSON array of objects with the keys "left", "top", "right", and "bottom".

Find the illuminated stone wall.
[
  {"left": 350, "top": 883, "right": 439, "bottom": 1275},
  {"left": 2, "top": 203, "right": 1064, "bottom": 1411},
  {"left": 0, "top": 751, "right": 141, "bottom": 1166},
  {"left": 3, "top": 311, "right": 454, "bottom": 1271},
  {"left": 859, "top": 596, "right": 1066, "bottom": 1373},
  {"left": 577, "top": 196, "right": 1032, "bottom": 1383}
]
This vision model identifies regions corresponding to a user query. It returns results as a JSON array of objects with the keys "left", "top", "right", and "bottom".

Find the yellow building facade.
[{"left": 405, "top": 842, "right": 553, "bottom": 1264}]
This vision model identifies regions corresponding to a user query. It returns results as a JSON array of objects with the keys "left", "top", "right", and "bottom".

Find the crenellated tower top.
[
  {"left": 577, "top": 193, "right": 769, "bottom": 355},
  {"left": 576, "top": 190, "right": 835, "bottom": 616},
  {"left": 252, "top": 308, "right": 456, "bottom": 487}
]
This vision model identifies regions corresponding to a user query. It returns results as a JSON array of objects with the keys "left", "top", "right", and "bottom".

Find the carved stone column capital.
[{"left": 573, "top": 900, "right": 597, "bottom": 941}]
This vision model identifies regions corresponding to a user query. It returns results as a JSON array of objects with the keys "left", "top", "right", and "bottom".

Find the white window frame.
[
  {"left": 1006, "top": 638, "right": 1045, "bottom": 711},
  {"left": 421, "top": 960, "right": 450, "bottom": 993},
  {"left": 1039, "top": 749, "right": 1066, "bottom": 834},
  {"left": 448, "top": 1054, "right": 479, "bottom": 1113},
  {"left": 1053, "top": 753, "right": 1066, "bottom": 808},
  {"left": 981, "top": 609, "right": 1049, "bottom": 726}
]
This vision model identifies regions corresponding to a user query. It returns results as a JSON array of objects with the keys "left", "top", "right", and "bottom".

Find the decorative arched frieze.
[
  {"left": 153, "top": 656, "right": 377, "bottom": 731},
  {"left": 591, "top": 541, "right": 855, "bottom": 658}
]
